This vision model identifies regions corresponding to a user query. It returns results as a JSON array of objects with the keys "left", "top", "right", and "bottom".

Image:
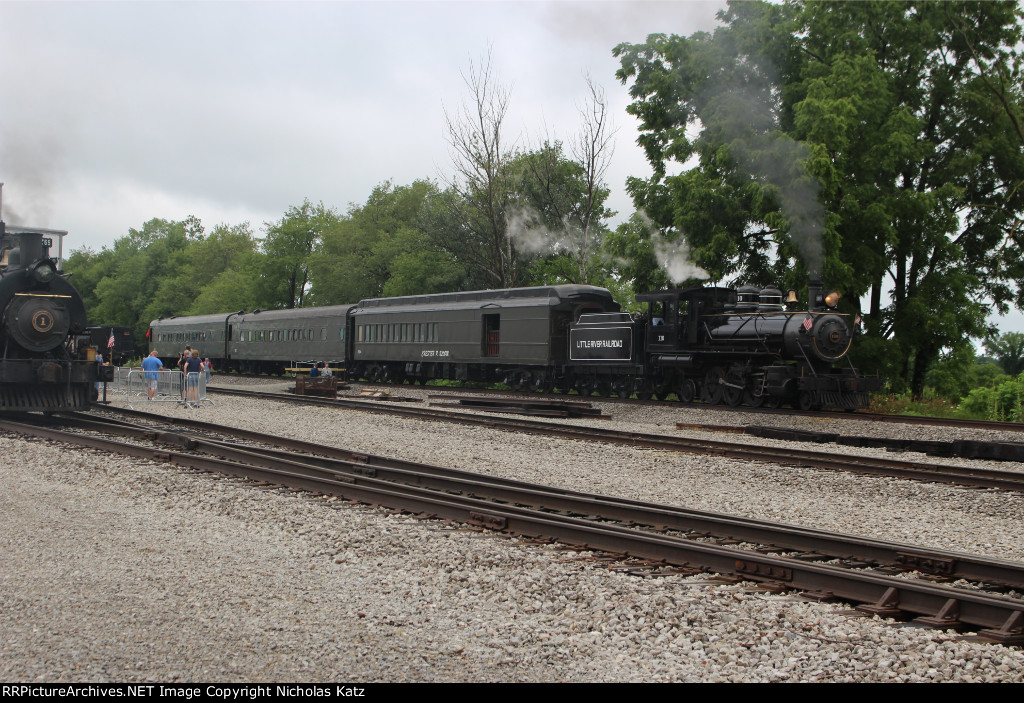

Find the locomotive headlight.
[
  {"left": 824, "top": 290, "right": 842, "bottom": 308},
  {"left": 30, "top": 260, "right": 56, "bottom": 284}
]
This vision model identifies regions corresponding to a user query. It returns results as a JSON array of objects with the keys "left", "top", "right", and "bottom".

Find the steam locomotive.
[
  {"left": 0, "top": 220, "right": 110, "bottom": 412},
  {"left": 568, "top": 281, "right": 878, "bottom": 410},
  {"left": 150, "top": 280, "right": 878, "bottom": 410}
]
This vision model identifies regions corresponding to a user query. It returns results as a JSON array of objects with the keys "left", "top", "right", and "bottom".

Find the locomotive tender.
[
  {"left": 150, "top": 280, "right": 877, "bottom": 410},
  {"left": 0, "top": 220, "right": 109, "bottom": 412}
]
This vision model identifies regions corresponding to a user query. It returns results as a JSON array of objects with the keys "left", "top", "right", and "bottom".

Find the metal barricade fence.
[
  {"left": 112, "top": 366, "right": 137, "bottom": 394},
  {"left": 182, "top": 371, "right": 209, "bottom": 406},
  {"left": 123, "top": 369, "right": 213, "bottom": 409}
]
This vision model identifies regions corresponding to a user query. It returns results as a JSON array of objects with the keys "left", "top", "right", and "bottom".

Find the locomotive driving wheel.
[
  {"left": 702, "top": 366, "right": 726, "bottom": 404},
  {"left": 743, "top": 389, "right": 766, "bottom": 407},
  {"left": 676, "top": 378, "right": 696, "bottom": 403},
  {"left": 723, "top": 369, "right": 745, "bottom": 407}
]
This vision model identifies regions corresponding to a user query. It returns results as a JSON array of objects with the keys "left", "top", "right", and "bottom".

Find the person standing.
[
  {"left": 182, "top": 350, "right": 203, "bottom": 406},
  {"left": 141, "top": 350, "right": 164, "bottom": 401},
  {"left": 177, "top": 345, "right": 192, "bottom": 373}
]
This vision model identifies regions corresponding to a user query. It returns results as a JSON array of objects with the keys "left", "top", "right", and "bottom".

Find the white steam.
[
  {"left": 651, "top": 230, "right": 709, "bottom": 285},
  {"left": 506, "top": 205, "right": 587, "bottom": 256}
]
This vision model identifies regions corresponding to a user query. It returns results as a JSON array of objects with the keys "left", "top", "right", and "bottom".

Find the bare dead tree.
[
  {"left": 568, "top": 76, "right": 616, "bottom": 282},
  {"left": 519, "top": 76, "right": 616, "bottom": 284},
  {"left": 439, "top": 51, "right": 520, "bottom": 288}
]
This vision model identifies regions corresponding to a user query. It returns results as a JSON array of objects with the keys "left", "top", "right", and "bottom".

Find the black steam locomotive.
[
  {"left": 569, "top": 281, "right": 878, "bottom": 410},
  {"left": 151, "top": 280, "right": 878, "bottom": 410},
  {"left": 0, "top": 220, "right": 110, "bottom": 411}
]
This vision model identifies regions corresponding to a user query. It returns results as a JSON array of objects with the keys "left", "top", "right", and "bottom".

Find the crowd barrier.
[{"left": 117, "top": 368, "right": 213, "bottom": 409}]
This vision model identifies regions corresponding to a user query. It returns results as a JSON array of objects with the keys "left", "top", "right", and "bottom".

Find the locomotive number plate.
[{"left": 32, "top": 310, "right": 54, "bottom": 333}]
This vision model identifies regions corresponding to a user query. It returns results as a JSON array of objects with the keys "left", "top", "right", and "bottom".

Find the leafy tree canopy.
[
  {"left": 985, "top": 331, "right": 1024, "bottom": 376},
  {"left": 614, "top": 0, "right": 1024, "bottom": 396}
]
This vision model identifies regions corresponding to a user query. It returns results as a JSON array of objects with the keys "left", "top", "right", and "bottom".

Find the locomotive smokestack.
[{"left": 807, "top": 280, "right": 823, "bottom": 312}]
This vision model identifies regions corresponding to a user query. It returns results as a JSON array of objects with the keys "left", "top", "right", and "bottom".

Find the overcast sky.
[
  {"left": 0, "top": 0, "right": 724, "bottom": 246},
  {"left": 2, "top": 0, "right": 1021, "bottom": 336}
]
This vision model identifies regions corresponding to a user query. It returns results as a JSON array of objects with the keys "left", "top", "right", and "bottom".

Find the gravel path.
[{"left": 2, "top": 378, "right": 1023, "bottom": 682}]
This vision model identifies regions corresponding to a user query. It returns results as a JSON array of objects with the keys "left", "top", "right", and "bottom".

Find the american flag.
[
  {"left": 107, "top": 329, "right": 115, "bottom": 349},
  {"left": 802, "top": 316, "right": 813, "bottom": 331}
]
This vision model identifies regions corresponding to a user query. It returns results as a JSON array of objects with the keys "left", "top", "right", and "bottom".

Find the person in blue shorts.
[{"left": 141, "top": 350, "right": 164, "bottom": 400}]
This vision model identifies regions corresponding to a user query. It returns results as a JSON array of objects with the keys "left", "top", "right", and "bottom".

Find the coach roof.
[{"left": 354, "top": 285, "right": 616, "bottom": 313}]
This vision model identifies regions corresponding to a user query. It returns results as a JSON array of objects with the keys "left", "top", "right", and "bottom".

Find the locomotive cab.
[{"left": 636, "top": 287, "right": 736, "bottom": 351}]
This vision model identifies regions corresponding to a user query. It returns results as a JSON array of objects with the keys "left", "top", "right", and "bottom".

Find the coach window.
[{"left": 321, "top": 327, "right": 327, "bottom": 341}]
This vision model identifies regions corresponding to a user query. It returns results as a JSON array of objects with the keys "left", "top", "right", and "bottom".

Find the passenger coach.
[
  {"left": 347, "top": 285, "right": 618, "bottom": 389},
  {"left": 150, "top": 305, "right": 353, "bottom": 374}
]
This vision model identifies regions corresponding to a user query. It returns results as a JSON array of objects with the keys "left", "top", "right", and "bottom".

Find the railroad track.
[
  {"left": 341, "top": 380, "right": 1024, "bottom": 434},
  {"left": 203, "top": 386, "right": 1024, "bottom": 493},
  {"left": 211, "top": 376, "right": 1024, "bottom": 433},
  {"left": 3, "top": 408, "right": 1022, "bottom": 643}
]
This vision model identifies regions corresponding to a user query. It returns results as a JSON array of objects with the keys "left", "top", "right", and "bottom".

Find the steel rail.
[
  {"left": 63, "top": 409, "right": 1024, "bottom": 590},
  {"left": 3, "top": 414, "right": 1022, "bottom": 642},
  {"left": 202, "top": 387, "right": 1024, "bottom": 492}
]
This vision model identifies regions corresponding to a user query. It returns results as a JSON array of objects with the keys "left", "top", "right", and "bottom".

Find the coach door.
[{"left": 482, "top": 313, "right": 500, "bottom": 356}]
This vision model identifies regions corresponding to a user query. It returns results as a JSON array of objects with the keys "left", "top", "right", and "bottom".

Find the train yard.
[{"left": 2, "top": 377, "right": 1024, "bottom": 681}]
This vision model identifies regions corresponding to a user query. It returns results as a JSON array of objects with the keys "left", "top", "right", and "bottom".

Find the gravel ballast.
[{"left": 2, "top": 380, "right": 1023, "bottom": 682}]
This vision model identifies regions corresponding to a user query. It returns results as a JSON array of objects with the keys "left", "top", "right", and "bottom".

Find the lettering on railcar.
[{"left": 569, "top": 326, "right": 633, "bottom": 362}]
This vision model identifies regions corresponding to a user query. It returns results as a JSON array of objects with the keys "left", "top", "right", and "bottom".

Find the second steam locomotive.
[
  {"left": 0, "top": 220, "right": 110, "bottom": 412},
  {"left": 150, "top": 279, "right": 878, "bottom": 410}
]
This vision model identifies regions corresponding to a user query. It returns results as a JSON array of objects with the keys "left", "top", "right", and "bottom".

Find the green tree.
[
  {"left": 309, "top": 180, "right": 464, "bottom": 304},
  {"left": 510, "top": 141, "right": 614, "bottom": 286},
  {"left": 614, "top": 0, "right": 1024, "bottom": 397},
  {"left": 63, "top": 218, "right": 267, "bottom": 349},
  {"left": 985, "top": 331, "right": 1024, "bottom": 376},
  {"left": 602, "top": 212, "right": 673, "bottom": 296},
  {"left": 262, "top": 200, "right": 338, "bottom": 309},
  {"left": 87, "top": 218, "right": 192, "bottom": 344}
]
